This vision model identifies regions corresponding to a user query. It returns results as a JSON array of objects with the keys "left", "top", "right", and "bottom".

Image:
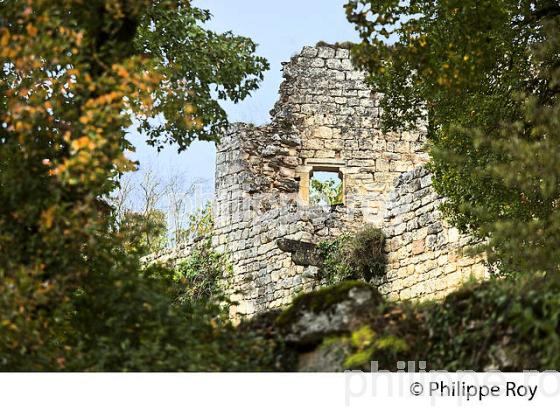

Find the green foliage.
[
  {"left": 346, "top": 0, "right": 560, "bottom": 275},
  {"left": 276, "top": 281, "right": 380, "bottom": 328},
  {"left": 317, "top": 234, "right": 355, "bottom": 284},
  {"left": 170, "top": 202, "right": 230, "bottom": 305},
  {"left": 66, "top": 261, "right": 278, "bottom": 371},
  {"left": 311, "top": 276, "right": 560, "bottom": 371},
  {"left": 0, "top": 0, "right": 270, "bottom": 370},
  {"left": 119, "top": 209, "right": 168, "bottom": 256},
  {"left": 350, "top": 227, "right": 386, "bottom": 281},
  {"left": 315, "top": 40, "right": 355, "bottom": 49},
  {"left": 310, "top": 177, "right": 343, "bottom": 206},
  {"left": 176, "top": 201, "right": 214, "bottom": 243},
  {"left": 318, "top": 226, "right": 386, "bottom": 285},
  {"left": 173, "top": 239, "right": 231, "bottom": 305},
  {"left": 134, "top": 2, "right": 269, "bottom": 151},
  {"left": 343, "top": 326, "right": 408, "bottom": 369},
  {"left": 415, "top": 275, "right": 560, "bottom": 371}
]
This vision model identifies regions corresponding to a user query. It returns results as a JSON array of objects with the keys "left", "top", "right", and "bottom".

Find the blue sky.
[{"left": 126, "top": 0, "right": 360, "bottom": 198}]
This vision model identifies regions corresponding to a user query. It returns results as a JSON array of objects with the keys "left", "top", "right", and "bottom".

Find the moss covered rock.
[{"left": 277, "top": 281, "right": 384, "bottom": 347}]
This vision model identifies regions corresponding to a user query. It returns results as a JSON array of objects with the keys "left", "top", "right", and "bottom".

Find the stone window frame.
[{"left": 296, "top": 158, "right": 346, "bottom": 206}]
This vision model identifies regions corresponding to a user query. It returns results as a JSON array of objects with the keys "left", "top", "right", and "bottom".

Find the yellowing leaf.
[
  {"left": 71, "top": 136, "right": 91, "bottom": 150},
  {"left": 115, "top": 66, "right": 129, "bottom": 79},
  {"left": 0, "top": 28, "right": 10, "bottom": 47},
  {"left": 75, "top": 31, "right": 84, "bottom": 46},
  {"left": 67, "top": 68, "right": 80, "bottom": 77},
  {"left": 26, "top": 23, "right": 38, "bottom": 37},
  {"left": 40, "top": 207, "right": 56, "bottom": 229}
]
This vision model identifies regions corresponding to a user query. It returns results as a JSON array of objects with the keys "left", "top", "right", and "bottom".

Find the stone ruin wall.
[
  {"left": 147, "top": 45, "right": 490, "bottom": 317},
  {"left": 271, "top": 45, "right": 430, "bottom": 225},
  {"left": 213, "top": 124, "right": 366, "bottom": 316},
  {"left": 380, "top": 167, "right": 488, "bottom": 302}
]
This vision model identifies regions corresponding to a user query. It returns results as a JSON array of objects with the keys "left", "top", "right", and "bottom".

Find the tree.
[
  {"left": 0, "top": 0, "right": 269, "bottom": 370},
  {"left": 310, "top": 178, "right": 343, "bottom": 206},
  {"left": 346, "top": 0, "right": 560, "bottom": 275},
  {"left": 119, "top": 209, "right": 168, "bottom": 255}
]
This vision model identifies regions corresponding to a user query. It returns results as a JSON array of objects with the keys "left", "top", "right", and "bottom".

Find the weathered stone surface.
[
  {"left": 279, "top": 283, "right": 382, "bottom": 346},
  {"left": 277, "top": 238, "right": 323, "bottom": 267},
  {"left": 297, "top": 341, "right": 350, "bottom": 372},
  {"left": 380, "top": 166, "right": 489, "bottom": 302}
]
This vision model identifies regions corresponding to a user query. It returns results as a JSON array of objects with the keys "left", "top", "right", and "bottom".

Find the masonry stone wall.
[
  {"left": 212, "top": 124, "right": 365, "bottom": 315},
  {"left": 141, "top": 235, "right": 202, "bottom": 267},
  {"left": 271, "top": 45, "right": 429, "bottom": 225},
  {"left": 379, "top": 167, "right": 489, "bottom": 301},
  {"left": 147, "top": 44, "right": 489, "bottom": 318}
]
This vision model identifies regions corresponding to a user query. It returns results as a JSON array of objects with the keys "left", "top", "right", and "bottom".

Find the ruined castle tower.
[
  {"left": 147, "top": 44, "right": 489, "bottom": 317},
  {"left": 211, "top": 45, "right": 488, "bottom": 316}
]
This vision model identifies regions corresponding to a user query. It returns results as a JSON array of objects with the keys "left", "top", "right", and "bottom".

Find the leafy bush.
[
  {"left": 66, "top": 262, "right": 278, "bottom": 371},
  {"left": 173, "top": 238, "right": 231, "bottom": 305},
  {"left": 170, "top": 202, "right": 231, "bottom": 305},
  {"left": 317, "top": 235, "right": 355, "bottom": 284},
  {"left": 0, "top": 253, "right": 278, "bottom": 371},
  {"left": 293, "top": 275, "right": 560, "bottom": 371},
  {"left": 318, "top": 226, "right": 386, "bottom": 285},
  {"left": 349, "top": 227, "right": 386, "bottom": 281}
]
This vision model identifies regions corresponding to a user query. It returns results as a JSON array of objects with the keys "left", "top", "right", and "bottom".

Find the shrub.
[
  {"left": 66, "top": 262, "right": 278, "bottom": 372},
  {"left": 173, "top": 238, "right": 231, "bottom": 305},
  {"left": 171, "top": 202, "right": 231, "bottom": 305},
  {"left": 318, "top": 226, "right": 386, "bottom": 285},
  {"left": 348, "top": 226, "right": 386, "bottom": 282},
  {"left": 317, "top": 235, "right": 355, "bottom": 285},
  {"left": 0, "top": 256, "right": 278, "bottom": 372}
]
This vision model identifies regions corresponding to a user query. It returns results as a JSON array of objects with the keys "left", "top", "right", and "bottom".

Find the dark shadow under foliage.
[{"left": 1, "top": 258, "right": 281, "bottom": 372}]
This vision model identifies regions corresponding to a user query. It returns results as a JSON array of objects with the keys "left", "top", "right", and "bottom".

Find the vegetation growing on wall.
[
  {"left": 173, "top": 241, "right": 230, "bottom": 304},
  {"left": 172, "top": 203, "right": 232, "bottom": 305},
  {"left": 317, "top": 226, "right": 386, "bottom": 285},
  {"left": 315, "top": 40, "right": 355, "bottom": 49}
]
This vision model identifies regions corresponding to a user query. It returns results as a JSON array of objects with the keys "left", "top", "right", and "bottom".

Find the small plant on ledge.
[{"left": 317, "top": 225, "right": 386, "bottom": 286}]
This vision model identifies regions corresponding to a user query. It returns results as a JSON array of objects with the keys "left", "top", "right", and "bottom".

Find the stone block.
[{"left": 412, "top": 239, "right": 425, "bottom": 255}]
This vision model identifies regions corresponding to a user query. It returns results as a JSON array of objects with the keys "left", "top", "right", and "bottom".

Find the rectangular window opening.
[{"left": 309, "top": 170, "right": 344, "bottom": 206}]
